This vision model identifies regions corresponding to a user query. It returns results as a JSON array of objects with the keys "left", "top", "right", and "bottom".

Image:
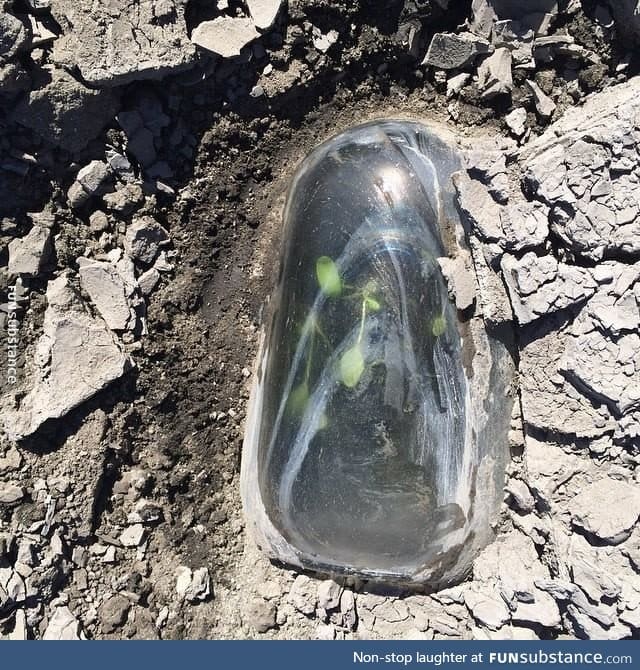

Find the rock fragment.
[
  {"left": 422, "top": 32, "right": 491, "bottom": 69},
  {"left": 560, "top": 325, "right": 640, "bottom": 416},
  {"left": 175, "top": 566, "right": 211, "bottom": 603},
  {"left": 78, "top": 257, "right": 135, "bottom": 331},
  {"left": 464, "top": 587, "right": 510, "bottom": 630},
  {"left": 13, "top": 67, "right": 120, "bottom": 153},
  {"left": 570, "top": 477, "right": 640, "bottom": 545},
  {"left": 8, "top": 226, "right": 52, "bottom": 277},
  {"left": 99, "top": 594, "right": 130, "bottom": 634},
  {"left": 526, "top": 80, "right": 555, "bottom": 118},
  {"left": 51, "top": 0, "right": 195, "bottom": 86},
  {"left": 246, "top": 0, "right": 282, "bottom": 30},
  {"left": 0, "top": 483, "right": 24, "bottom": 504},
  {"left": 243, "top": 597, "right": 276, "bottom": 633},
  {"left": 477, "top": 48, "right": 513, "bottom": 99},
  {"left": 0, "top": 11, "right": 26, "bottom": 60},
  {"left": 137, "top": 268, "right": 160, "bottom": 296},
  {"left": 317, "top": 580, "right": 342, "bottom": 611},
  {"left": 500, "top": 252, "right": 597, "bottom": 324},
  {"left": 125, "top": 217, "right": 169, "bottom": 264},
  {"left": 3, "top": 274, "right": 132, "bottom": 440},
  {"left": 43, "top": 606, "right": 82, "bottom": 640},
  {"left": 505, "top": 107, "right": 527, "bottom": 137},
  {"left": 191, "top": 18, "right": 259, "bottom": 58},
  {"left": 288, "top": 574, "right": 317, "bottom": 615}
]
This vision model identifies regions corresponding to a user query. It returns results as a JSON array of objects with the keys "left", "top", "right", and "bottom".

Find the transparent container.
[{"left": 241, "top": 120, "right": 514, "bottom": 586}]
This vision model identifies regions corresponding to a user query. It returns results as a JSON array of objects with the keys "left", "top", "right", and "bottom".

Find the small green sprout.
[{"left": 315, "top": 256, "right": 342, "bottom": 297}]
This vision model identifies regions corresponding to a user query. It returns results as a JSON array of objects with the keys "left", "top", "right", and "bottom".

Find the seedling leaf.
[
  {"left": 340, "top": 345, "right": 365, "bottom": 388},
  {"left": 288, "top": 382, "right": 309, "bottom": 415},
  {"left": 432, "top": 315, "right": 446, "bottom": 337},
  {"left": 315, "top": 256, "right": 342, "bottom": 296}
]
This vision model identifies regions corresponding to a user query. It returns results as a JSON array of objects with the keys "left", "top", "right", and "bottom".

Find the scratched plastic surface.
[{"left": 242, "top": 121, "right": 511, "bottom": 584}]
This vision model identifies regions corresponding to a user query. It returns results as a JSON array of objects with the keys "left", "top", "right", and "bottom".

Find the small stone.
[
  {"left": 422, "top": 32, "right": 492, "bottom": 69},
  {"left": 125, "top": 216, "right": 169, "bottom": 264},
  {"left": 191, "top": 17, "right": 259, "bottom": 58},
  {"left": 119, "top": 524, "right": 145, "bottom": 547},
  {"left": 243, "top": 597, "right": 276, "bottom": 633},
  {"left": 175, "top": 566, "right": 211, "bottom": 602},
  {"left": 464, "top": 588, "right": 511, "bottom": 631},
  {"left": 316, "top": 622, "right": 335, "bottom": 640},
  {"left": 76, "top": 160, "right": 111, "bottom": 196},
  {"left": 8, "top": 226, "right": 52, "bottom": 277},
  {"left": 288, "top": 574, "right": 317, "bottom": 615},
  {"left": 0, "top": 11, "right": 27, "bottom": 60},
  {"left": 13, "top": 67, "right": 120, "bottom": 153},
  {"left": 570, "top": 477, "right": 640, "bottom": 545},
  {"left": 527, "top": 79, "right": 556, "bottom": 118},
  {"left": 43, "top": 606, "right": 82, "bottom": 640},
  {"left": 0, "top": 447, "right": 22, "bottom": 473},
  {"left": 505, "top": 107, "right": 527, "bottom": 137},
  {"left": 103, "top": 184, "right": 144, "bottom": 215},
  {"left": 477, "top": 48, "right": 513, "bottom": 99},
  {"left": 506, "top": 478, "right": 535, "bottom": 513},
  {"left": 312, "top": 27, "right": 338, "bottom": 53},
  {"left": 138, "top": 268, "right": 161, "bottom": 296},
  {"left": 98, "top": 594, "right": 130, "bottom": 634},
  {"left": 89, "top": 211, "right": 109, "bottom": 233},
  {"left": 0, "top": 484, "right": 24, "bottom": 505},
  {"left": 317, "top": 580, "right": 342, "bottom": 611},
  {"left": 446, "top": 73, "right": 471, "bottom": 98},
  {"left": 246, "top": 0, "right": 282, "bottom": 30},
  {"left": 78, "top": 257, "right": 134, "bottom": 331}
]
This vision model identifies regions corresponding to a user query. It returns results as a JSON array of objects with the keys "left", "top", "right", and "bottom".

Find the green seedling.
[{"left": 315, "top": 256, "right": 342, "bottom": 297}]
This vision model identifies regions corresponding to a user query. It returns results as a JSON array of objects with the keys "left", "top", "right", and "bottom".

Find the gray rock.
[
  {"left": 0, "top": 483, "right": 24, "bottom": 504},
  {"left": 505, "top": 107, "right": 527, "bottom": 137},
  {"left": 51, "top": 0, "right": 195, "bottom": 86},
  {"left": 3, "top": 274, "right": 132, "bottom": 440},
  {"left": 446, "top": 73, "right": 471, "bottom": 98},
  {"left": 138, "top": 268, "right": 160, "bottom": 296},
  {"left": 499, "top": 202, "right": 549, "bottom": 251},
  {"left": 243, "top": 597, "right": 276, "bottom": 633},
  {"left": 103, "top": 184, "right": 144, "bottom": 215},
  {"left": 317, "top": 580, "right": 342, "bottom": 611},
  {"left": 437, "top": 254, "right": 476, "bottom": 311},
  {"left": 89, "top": 211, "right": 109, "bottom": 233},
  {"left": 43, "top": 606, "right": 82, "bottom": 640},
  {"left": 570, "top": 477, "right": 640, "bottom": 545},
  {"left": 501, "top": 252, "right": 598, "bottom": 324},
  {"left": 506, "top": 478, "right": 535, "bottom": 513},
  {"left": 246, "top": 0, "right": 282, "bottom": 30},
  {"left": 99, "top": 594, "right": 130, "bottom": 634},
  {"left": 519, "top": 325, "right": 615, "bottom": 439},
  {"left": 464, "top": 587, "right": 510, "bottom": 630},
  {"left": 175, "top": 566, "right": 211, "bottom": 602},
  {"left": 0, "top": 11, "right": 26, "bottom": 60},
  {"left": 422, "top": 32, "right": 492, "bottom": 69},
  {"left": 560, "top": 327, "right": 640, "bottom": 416},
  {"left": 477, "top": 48, "right": 513, "bottom": 99},
  {"left": 8, "top": 226, "right": 52, "bottom": 277},
  {"left": 119, "top": 523, "right": 145, "bottom": 548},
  {"left": 76, "top": 160, "right": 111, "bottom": 196},
  {"left": 288, "top": 574, "right": 317, "bottom": 615},
  {"left": 78, "top": 257, "right": 135, "bottom": 331},
  {"left": 527, "top": 80, "right": 555, "bottom": 118},
  {"left": 191, "top": 17, "right": 259, "bottom": 58},
  {"left": 125, "top": 217, "right": 169, "bottom": 264},
  {"left": 13, "top": 67, "right": 120, "bottom": 153}
]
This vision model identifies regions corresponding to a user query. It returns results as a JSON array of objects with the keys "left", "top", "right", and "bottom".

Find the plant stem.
[{"left": 357, "top": 299, "right": 367, "bottom": 344}]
